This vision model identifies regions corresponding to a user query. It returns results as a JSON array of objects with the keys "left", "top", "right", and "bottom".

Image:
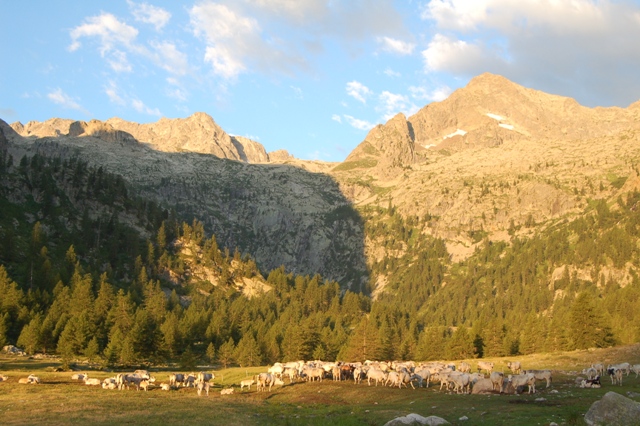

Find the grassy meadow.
[{"left": 1, "top": 344, "right": 640, "bottom": 426}]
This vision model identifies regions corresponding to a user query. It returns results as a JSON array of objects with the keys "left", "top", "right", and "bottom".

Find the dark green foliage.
[{"left": 3, "top": 150, "right": 640, "bottom": 366}]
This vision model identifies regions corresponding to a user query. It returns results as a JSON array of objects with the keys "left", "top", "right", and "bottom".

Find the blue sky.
[{"left": 2, "top": 0, "right": 640, "bottom": 162}]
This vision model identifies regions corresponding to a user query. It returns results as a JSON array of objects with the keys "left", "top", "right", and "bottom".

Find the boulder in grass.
[
  {"left": 584, "top": 391, "right": 640, "bottom": 426},
  {"left": 383, "top": 414, "right": 450, "bottom": 426}
]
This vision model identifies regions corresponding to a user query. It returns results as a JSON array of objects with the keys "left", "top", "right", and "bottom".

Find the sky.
[{"left": 2, "top": 0, "right": 640, "bottom": 162}]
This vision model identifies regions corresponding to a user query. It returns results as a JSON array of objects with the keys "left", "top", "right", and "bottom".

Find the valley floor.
[{"left": 1, "top": 344, "right": 640, "bottom": 425}]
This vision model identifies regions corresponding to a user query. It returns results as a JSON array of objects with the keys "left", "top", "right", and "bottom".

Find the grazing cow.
[
  {"left": 508, "top": 373, "right": 536, "bottom": 394},
  {"left": 196, "top": 381, "right": 210, "bottom": 396},
  {"left": 184, "top": 373, "right": 197, "bottom": 387},
  {"left": 448, "top": 373, "right": 471, "bottom": 394},
  {"left": 268, "top": 363, "right": 285, "bottom": 378},
  {"left": 580, "top": 376, "right": 601, "bottom": 388},
  {"left": 458, "top": 362, "right": 471, "bottom": 373},
  {"left": 256, "top": 373, "right": 275, "bottom": 392},
  {"left": 353, "top": 367, "right": 366, "bottom": 385},
  {"left": 582, "top": 367, "right": 598, "bottom": 380},
  {"left": 386, "top": 371, "right": 401, "bottom": 388},
  {"left": 169, "top": 373, "right": 185, "bottom": 387},
  {"left": 366, "top": 368, "right": 388, "bottom": 387},
  {"left": 631, "top": 364, "right": 640, "bottom": 378},
  {"left": 489, "top": 372, "right": 504, "bottom": 392},
  {"left": 140, "top": 379, "right": 152, "bottom": 392},
  {"left": 240, "top": 379, "right": 255, "bottom": 391},
  {"left": 506, "top": 361, "right": 521, "bottom": 375},
  {"left": 608, "top": 363, "right": 631, "bottom": 376},
  {"left": 608, "top": 368, "right": 623, "bottom": 386},
  {"left": 436, "top": 372, "right": 453, "bottom": 391},
  {"left": 413, "top": 368, "right": 431, "bottom": 388},
  {"left": 591, "top": 363, "right": 605, "bottom": 376},
  {"left": 282, "top": 367, "right": 298, "bottom": 383},
  {"left": 332, "top": 365, "right": 342, "bottom": 381},
  {"left": 477, "top": 361, "right": 494, "bottom": 375},
  {"left": 340, "top": 364, "right": 354, "bottom": 381},
  {"left": 133, "top": 370, "right": 150, "bottom": 379},
  {"left": 197, "top": 372, "right": 214, "bottom": 385},
  {"left": 303, "top": 367, "right": 324, "bottom": 382},
  {"left": 524, "top": 370, "right": 552, "bottom": 388}
]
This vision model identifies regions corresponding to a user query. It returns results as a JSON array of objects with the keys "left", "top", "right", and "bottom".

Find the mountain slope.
[{"left": 10, "top": 113, "right": 293, "bottom": 164}]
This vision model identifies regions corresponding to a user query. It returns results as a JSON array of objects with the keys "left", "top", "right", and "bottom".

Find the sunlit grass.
[{"left": 1, "top": 344, "right": 640, "bottom": 425}]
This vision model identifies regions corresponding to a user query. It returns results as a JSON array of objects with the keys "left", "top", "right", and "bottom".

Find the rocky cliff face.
[
  {"left": 10, "top": 112, "right": 293, "bottom": 164},
  {"left": 333, "top": 73, "right": 640, "bottom": 261},
  {"left": 4, "top": 73, "right": 640, "bottom": 290}
]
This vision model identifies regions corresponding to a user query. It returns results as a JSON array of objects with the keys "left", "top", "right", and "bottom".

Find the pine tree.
[
  {"left": 84, "top": 336, "right": 100, "bottom": 363},
  {"left": 445, "top": 327, "right": 476, "bottom": 360},
  {"left": 218, "top": 338, "right": 236, "bottom": 369},
  {"left": 17, "top": 314, "right": 43, "bottom": 355},
  {"left": 235, "top": 334, "right": 262, "bottom": 367},
  {"left": 569, "top": 292, "right": 614, "bottom": 349},
  {"left": 206, "top": 342, "right": 216, "bottom": 364}
]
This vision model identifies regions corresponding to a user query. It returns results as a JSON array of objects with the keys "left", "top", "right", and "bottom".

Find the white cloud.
[
  {"left": 69, "top": 12, "right": 139, "bottom": 54},
  {"left": 409, "top": 85, "right": 452, "bottom": 102},
  {"left": 420, "top": 0, "right": 640, "bottom": 106},
  {"left": 331, "top": 114, "right": 342, "bottom": 123},
  {"left": 377, "top": 36, "right": 415, "bottom": 55},
  {"left": 128, "top": 1, "right": 171, "bottom": 31},
  {"left": 346, "top": 81, "right": 372, "bottom": 103},
  {"left": 47, "top": 88, "right": 87, "bottom": 113},
  {"left": 383, "top": 68, "right": 401, "bottom": 78},
  {"left": 149, "top": 41, "right": 188, "bottom": 75},
  {"left": 132, "top": 99, "right": 161, "bottom": 116},
  {"left": 378, "top": 91, "right": 419, "bottom": 121},
  {"left": 422, "top": 33, "right": 496, "bottom": 74},
  {"left": 104, "top": 81, "right": 126, "bottom": 105},
  {"left": 189, "top": 2, "right": 307, "bottom": 80},
  {"left": 166, "top": 77, "right": 188, "bottom": 102},
  {"left": 343, "top": 115, "right": 375, "bottom": 131},
  {"left": 107, "top": 50, "right": 132, "bottom": 73}
]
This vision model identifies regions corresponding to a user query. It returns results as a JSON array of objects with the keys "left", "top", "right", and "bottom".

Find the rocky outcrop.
[
  {"left": 106, "top": 112, "right": 242, "bottom": 160},
  {"left": 584, "top": 391, "right": 640, "bottom": 426},
  {"left": 267, "top": 149, "right": 293, "bottom": 163},
  {"left": 383, "top": 414, "right": 450, "bottom": 426},
  {"left": 231, "top": 136, "right": 269, "bottom": 163},
  {"left": 343, "top": 112, "right": 415, "bottom": 174}
]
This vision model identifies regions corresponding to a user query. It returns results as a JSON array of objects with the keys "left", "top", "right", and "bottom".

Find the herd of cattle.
[{"left": 2, "top": 359, "right": 639, "bottom": 396}]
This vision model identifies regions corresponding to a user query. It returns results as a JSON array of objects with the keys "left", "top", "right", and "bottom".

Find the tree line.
[{"left": 1, "top": 148, "right": 640, "bottom": 368}]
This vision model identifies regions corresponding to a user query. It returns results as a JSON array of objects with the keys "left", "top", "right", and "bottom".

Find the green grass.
[{"left": 1, "top": 345, "right": 640, "bottom": 425}]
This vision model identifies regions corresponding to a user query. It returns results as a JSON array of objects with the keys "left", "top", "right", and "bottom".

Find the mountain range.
[{"left": 2, "top": 72, "right": 640, "bottom": 291}]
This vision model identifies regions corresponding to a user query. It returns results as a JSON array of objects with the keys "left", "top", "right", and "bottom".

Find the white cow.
[
  {"left": 366, "top": 368, "right": 388, "bottom": 387},
  {"left": 508, "top": 373, "right": 536, "bottom": 394},
  {"left": 256, "top": 373, "right": 275, "bottom": 392},
  {"left": 524, "top": 370, "right": 552, "bottom": 388},
  {"left": 477, "top": 361, "right": 494, "bottom": 375},
  {"left": 196, "top": 381, "right": 210, "bottom": 396},
  {"left": 489, "top": 372, "right": 504, "bottom": 392},
  {"left": 240, "top": 379, "right": 255, "bottom": 391},
  {"left": 84, "top": 375, "right": 102, "bottom": 386},
  {"left": 582, "top": 367, "right": 597, "bottom": 380},
  {"left": 506, "top": 361, "right": 521, "bottom": 375}
]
